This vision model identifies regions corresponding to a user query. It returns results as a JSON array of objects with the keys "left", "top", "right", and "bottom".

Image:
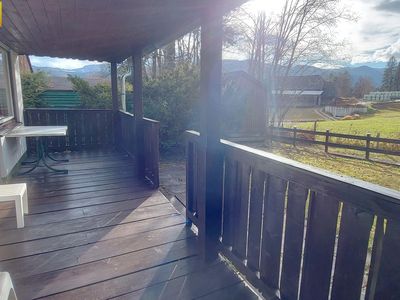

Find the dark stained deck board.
[
  {"left": 110, "top": 261, "right": 243, "bottom": 300},
  {"left": 0, "top": 191, "right": 167, "bottom": 220},
  {"left": 198, "top": 282, "right": 260, "bottom": 300},
  {"left": 0, "top": 150, "right": 254, "bottom": 300}
]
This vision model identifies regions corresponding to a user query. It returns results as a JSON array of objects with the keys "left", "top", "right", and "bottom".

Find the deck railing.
[
  {"left": 24, "top": 108, "right": 160, "bottom": 188},
  {"left": 24, "top": 108, "right": 115, "bottom": 152},
  {"left": 186, "top": 130, "right": 400, "bottom": 300},
  {"left": 143, "top": 118, "right": 160, "bottom": 188},
  {"left": 118, "top": 111, "right": 135, "bottom": 157},
  {"left": 118, "top": 111, "right": 160, "bottom": 188}
]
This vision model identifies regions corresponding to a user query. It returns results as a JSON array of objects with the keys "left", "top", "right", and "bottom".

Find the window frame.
[{"left": 0, "top": 47, "right": 14, "bottom": 125}]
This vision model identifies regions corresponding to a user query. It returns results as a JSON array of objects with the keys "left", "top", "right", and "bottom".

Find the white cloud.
[
  {"left": 30, "top": 56, "right": 103, "bottom": 69},
  {"left": 372, "top": 38, "right": 400, "bottom": 61},
  {"left": 242, "top": 0, "right": 400, "bottom": 65}
]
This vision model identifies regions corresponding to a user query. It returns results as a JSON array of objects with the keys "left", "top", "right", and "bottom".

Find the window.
[{"left": 0, "top": 48, "right": 13, "bottom": 123}]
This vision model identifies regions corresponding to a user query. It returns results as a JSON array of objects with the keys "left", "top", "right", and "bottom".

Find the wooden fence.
[
  {"left": 24, "top": 108, "right": 115, "bottom": 152},
  {"left": 267, "top": 126, "right": 400, "bottom": 159},
  {"left": 23, "top": 108, "right": 160, "bottom": 188},
  {"left": 118, "top": 111, "right": 135, "bottom": 157},
  {"left": 186, "top": 130, "right": 400, "bottom": 300},
  {"left": 143, "top": 118, "right": 160, "bottom": 188},
  {"left": 118, "top": 111, "right": 160, "bottom": 188}
]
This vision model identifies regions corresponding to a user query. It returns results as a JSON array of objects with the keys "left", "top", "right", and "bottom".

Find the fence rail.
[
  {"left": 267, "top": 126, "right": 400, "bottom": 159},
  {"left": 24, "top": 108, "right": 115, "bottom": 152},
  {"left": 186, "top": 130, "right": 400, "bottom": 300}
]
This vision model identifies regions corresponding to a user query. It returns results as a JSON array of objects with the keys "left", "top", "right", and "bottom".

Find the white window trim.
[{"left": 0, "top": 48, "right": 15, "bottom": 125}]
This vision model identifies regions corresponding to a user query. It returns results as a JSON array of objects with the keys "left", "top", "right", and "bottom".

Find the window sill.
[
  {"left": 0, "top": 118, "right": 19, "bottom": 136},
  {"left": 0, "top": 116, "right": 15, "bottom": 125}
]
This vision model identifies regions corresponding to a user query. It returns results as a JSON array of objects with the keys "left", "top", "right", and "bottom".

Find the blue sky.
[{"left": 30, "top": 0, "right": 400, "bottom": 69}]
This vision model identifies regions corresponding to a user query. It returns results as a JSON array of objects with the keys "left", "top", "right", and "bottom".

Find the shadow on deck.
[{"left": 0, "top": 150, "right": 257, "bottom": 300}]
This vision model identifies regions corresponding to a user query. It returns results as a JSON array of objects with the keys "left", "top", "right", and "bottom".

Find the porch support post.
[
  {"left": 111, "top": 62, "right": 119, "bottom": 112},
  {"left": 198, "top": 11, "right": 224, "bottom": 262},
  {"left": 132, "top": 52, "right": 145, "bottom": 177},
  {"left": 111, "top": 62, "right": 119, "bottom": 145}
]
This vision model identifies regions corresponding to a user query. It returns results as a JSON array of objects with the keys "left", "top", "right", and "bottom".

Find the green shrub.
[
  {"left": 68, "top": 75, "right": 112, "bottom": 109},
  {"left": 68, "top": 66, "right": 199, "bottom": 153},
  {"left": 21, "top": 72, "right": 49, "bottom": 107},
  {"left": 143, "top": 64, "right": 199, "bottom": 153}
]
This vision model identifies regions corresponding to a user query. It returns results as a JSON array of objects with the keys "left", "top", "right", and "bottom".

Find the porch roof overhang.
[{"left": 0, "top": 0, "right": 246, "bottom": 63}]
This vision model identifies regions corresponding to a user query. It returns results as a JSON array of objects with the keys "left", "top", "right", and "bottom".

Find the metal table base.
[{"left": 19, "top": 137, "right": 69, "bottom": 175}]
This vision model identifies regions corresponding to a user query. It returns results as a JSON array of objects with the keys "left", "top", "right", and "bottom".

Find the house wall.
[
  {"left": 0, "top": 53, "right": 27, "bottom": 180},
  {"left": 324, "top": 106, "right": 368, "bottom": 118}
]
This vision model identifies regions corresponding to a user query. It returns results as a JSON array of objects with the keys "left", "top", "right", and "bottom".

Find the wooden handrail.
[
  {"left": 185, "top": 129, "right": 400, "bottom": 299},
  {"left": 186, "top": 130, "right": 400, "bottom": 218},
  {"left": 118, "top": 111, "right": 160, "bottom": 189}
]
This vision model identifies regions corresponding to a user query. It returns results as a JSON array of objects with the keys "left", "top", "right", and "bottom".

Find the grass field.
[
  {"left": 256, "top": 104, "right": 400, "bottom": 191},
  {"left": 254, "top": 143, "right": 400, "bottom": 191},
  {"left": 284, "top": 107, "right": 325, "bottom": 121},
  {"left": 295, "top": 107, "right": 400, "bottom": 139}
]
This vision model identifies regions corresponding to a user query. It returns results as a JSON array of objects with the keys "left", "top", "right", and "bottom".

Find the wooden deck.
[{"left": 0, "top": 150, "right": 257, "bottom": 300}]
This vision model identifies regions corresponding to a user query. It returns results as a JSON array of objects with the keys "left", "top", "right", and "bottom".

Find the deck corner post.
[
  {"left": 132, "top": 51, "right": 145, "bottom": 178},
  {"left": 111, "top": 62, "right": 120, "bottom": 146},
  {"left": 198, "top": 10, "right": 224, "bottom": 263}
]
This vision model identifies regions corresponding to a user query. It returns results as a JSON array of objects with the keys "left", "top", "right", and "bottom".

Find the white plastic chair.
[
  {"left": 0, "top": 184, "right": 28, "bottom": 228},
  {"left": 0, "top": 272, "right": 17, "bottom": 300}
]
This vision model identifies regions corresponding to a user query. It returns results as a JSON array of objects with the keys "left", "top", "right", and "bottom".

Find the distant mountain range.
[
  {"left": 222, "top": 60, "right": 385, "bottom": 87},
  {"left": 33, "top": 60, "right": 385, "bottom": 87},
  {"left": 33, "top": 64, "right": 109, "bottom": 79}
]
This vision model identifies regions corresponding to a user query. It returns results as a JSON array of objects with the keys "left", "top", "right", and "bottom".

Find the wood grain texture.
[
  {"left": 0, "top": 0, "right": 247, "bottom": 62},
  {"left": 280, "top": 182, "right": 308, "bottom": 300},
  {"left": 24, "top": 109, "right": 115, "bottom": 152},
  {"left": 190, "top": 131, "right": 400, "bottom": 299},
  {"left": 0, "top": 150, "right": 255, "bottom": 300},
  {"left": 232, "top": 162, "right": 251, "bottom": 259},
  {"left": 246, "top": 169, "right": 266, "bottom": 271},
  {"left": 374, "top": 219, "right": 400, "bottom": 300},
  {"left": 260, "top": 176, "right": 286, "bottom": 290},
  {"left": 300, "top": 192, "right": 339, "bottom": 300},
  {"left": 331, "top": 204, "right": 374, "bottom": 300},
  {"left": 221, "top": 157, "right": 238, "bottom": 247}
]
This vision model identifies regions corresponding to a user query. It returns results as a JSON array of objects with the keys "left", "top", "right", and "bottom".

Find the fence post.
[
  {"left": 366, "top": 133, "right": 371, "bottom": 160},
  {"left": 376, "top": 133, "right": 380, "bottom": 150},
  {"left": 313, "top": 121, "right": 317, "bottom": 132},
  {"left": 266, "top": 125, "right": 273, "bottom": 148},
  {"left": 325, "top": 130, "right": 330, "bottom": 153},
  {"left": 293, "top": 126, "right": 297, "bottom": 147}
]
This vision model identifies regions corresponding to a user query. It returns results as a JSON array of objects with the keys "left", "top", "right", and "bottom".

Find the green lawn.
[
  {"left": 255, "top": 107, "right": 400, "bottom": 191},
  {"left": 255, "top": 143, "right": 400, "bottom": 191},
  {"left": 294, "top": 109, "right": 400, "bottom": 139},
  {"left": 284, "top": 107, "right": 325, "bottom": 121}
]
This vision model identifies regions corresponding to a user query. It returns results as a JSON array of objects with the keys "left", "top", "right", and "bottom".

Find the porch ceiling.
[{"left": 0, "top": 0, "right": 247, "bottom": 62}]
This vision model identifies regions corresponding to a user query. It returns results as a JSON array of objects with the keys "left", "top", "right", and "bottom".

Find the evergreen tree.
[
  {"left": 396, "top": 62, "right": 400, "bottom": 91},
  {"left": 381, "top": 56, "right": 397, "bottom": 91}
]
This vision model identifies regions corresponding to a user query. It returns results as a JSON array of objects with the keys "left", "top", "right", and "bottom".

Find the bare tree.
[
  {"left": 353, "top": 77, "right": 375, "bottom": 99},
  {"left": 232, "top": 0, "right": 354, "bottom": 126}
]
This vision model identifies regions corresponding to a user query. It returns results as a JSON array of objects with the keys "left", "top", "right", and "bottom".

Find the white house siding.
[
  {"left": 0, "top": 53, "right": 26, "bottom": 179},
  {"left": 324, "top": 106, "right": 368, "bottom": 118}
]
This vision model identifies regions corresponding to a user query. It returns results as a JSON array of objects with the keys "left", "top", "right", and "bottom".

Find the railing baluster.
[
  {"left": 184, "top": 130, "right": 400, "bottom": 300},
  {"left": 330, "top": 204, "right": 374, "bottom": 300},
  {"left": 300, "top": 192, "right": 340, "bottom": 300},
  {"left": 280, "top": 182, "right": 308, "bottom": 300}
]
